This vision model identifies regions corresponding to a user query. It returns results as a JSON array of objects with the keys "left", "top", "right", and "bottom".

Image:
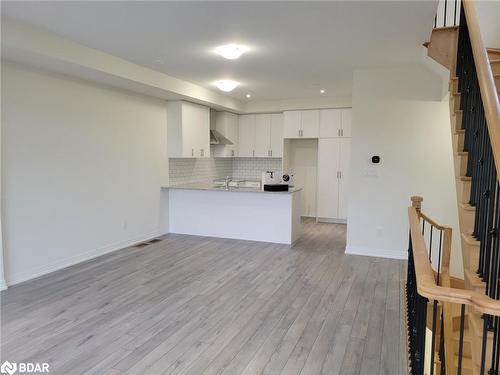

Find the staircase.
[{"left": 405, "top": 1, "right": 500, "bottom": 374}]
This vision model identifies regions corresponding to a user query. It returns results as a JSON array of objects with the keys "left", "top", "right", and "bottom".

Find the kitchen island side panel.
[{"left": 168, "top": 188, "right": 300, "bottom": 244}]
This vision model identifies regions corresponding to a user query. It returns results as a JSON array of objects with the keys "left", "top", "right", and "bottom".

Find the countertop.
[{"left": 163, "top": 183, "right": 302, "bottom": 194}]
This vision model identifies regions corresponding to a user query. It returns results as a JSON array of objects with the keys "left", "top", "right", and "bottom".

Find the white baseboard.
[
  {"left": 345, "top": 245, "right": 407, "bottom": 260},
  {"left": 6, "top": 229, "right": 169, "bottom": 286},
  {"left": 0, "top": 278, "right": 7, "bottom": 291}
]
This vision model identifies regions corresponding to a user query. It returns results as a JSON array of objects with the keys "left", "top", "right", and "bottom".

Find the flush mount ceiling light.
[
  {"left": 214, "top": 44, "right": 250, "bottom": 60},
  {"left": 246, "top": 94, "right": 252, "bottom": 98},
  {"left": 320, "top": 89, "right": 326, "bottom": 94},
  {"left": 214, "top": 80, "right": 240, "bottom": 92}
]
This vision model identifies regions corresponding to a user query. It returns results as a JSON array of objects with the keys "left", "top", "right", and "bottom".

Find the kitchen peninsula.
[{"left": 165, "top": 184, "right": 302, "bottom": 244}]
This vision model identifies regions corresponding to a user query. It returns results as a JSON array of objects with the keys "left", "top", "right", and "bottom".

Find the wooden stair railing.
[
  {"left": 419, "top": 0, "right": 500, "bottom": 373},
  {"left": 406, "top": 196, "right": 500, "bottom": 375}
]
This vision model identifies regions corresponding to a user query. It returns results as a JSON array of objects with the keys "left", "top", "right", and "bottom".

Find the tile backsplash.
[
  {"left": 169, "top": 157, "right": 282, "bottom": 185},
  {"left": 232, "top": 158, "right": 283, "bottom": 180}
]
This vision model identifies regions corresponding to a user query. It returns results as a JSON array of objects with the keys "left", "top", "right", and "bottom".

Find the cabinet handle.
[
  {"left": 200, "top": 149, "right": 204, "bottom": 157},
  {"left": 338, "top": 129, "right": 340, "bottom": 137},
  {"left": 339, "top": 171, "right": 342, "bottom": 179},
  {"left": 192, "top": 148, "right": 194, "bottom": 157},
  {"left": 270, "top": 150, "right": 273, "bottom": 157},
  {"left": 231, "top": 150, "right": 234, "bottom": 157},
  {"left": 253, "top": 150, "right": 255, "bottom": 157},
  {"left": 341, "top": 129, "right": 344, "bottom": 137}
]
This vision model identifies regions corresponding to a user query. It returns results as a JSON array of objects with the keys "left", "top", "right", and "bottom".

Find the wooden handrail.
[
  {"left": 462, "top": 0, "right": 500, "bottom": 178},
  {"left": 409, "top": 197, "right": 500, "bottom": 316}
]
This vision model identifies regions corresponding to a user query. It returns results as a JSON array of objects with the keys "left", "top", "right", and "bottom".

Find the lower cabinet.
[{"left": 317, "top": 138, "right": 350, "bottom": 221}]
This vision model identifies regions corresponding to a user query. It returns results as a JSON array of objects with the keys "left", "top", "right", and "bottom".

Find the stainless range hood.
[
  {"left": 210, "top": 129, "right": 233, "bottom": 145},
  {"left": 209, "top": 109, "right": 234, "bottom": 145}
]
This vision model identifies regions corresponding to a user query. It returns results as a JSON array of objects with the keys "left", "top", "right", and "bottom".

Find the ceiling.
[{"left": 1, "top": 1, "right": 436, "bottom": 101}]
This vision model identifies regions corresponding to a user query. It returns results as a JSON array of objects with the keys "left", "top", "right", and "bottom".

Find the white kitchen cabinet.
[
  {"left": 283, "top": 110, "right": 319, "bottom": 139},
  {"left": 240, "top": 113, "right": 283, "bottom": 158},
  {"left": 319, "top": 108, "right": 352, "bottom": 138},
  {"left": 341, "top": 108, "right": 352, "bottom": 138},
  {"left": 317, "top": 138, "right": 340, "bottom": 219},
  {"left": 317, "top": 138, "right": 350, "bottom": 221},
  {"left": 213, "top": 111, "right": 238, "bottom": 157},
  {"left": 283, "top": 111, "right": 301, "bottom": 138},
  {"left": 167, "top": 101, "right": 210, "bottom": 158},
  {"left": 255, "top": 114, "right": 272, "bottom": 157},
  {"left": 238, "top": 114, "right": 256, "bottom": 157},
  {"left": 319, "top": 109, "right": 341, "bottom": 138},
  {"left": 337, "top": 138, "right": 350, "bottom": 220},
  {"left": 270, "top": 113, "right": 284, "bottom": 157},
  {"left": 301, "top": 110, "right": 319, "bottom": 138}
]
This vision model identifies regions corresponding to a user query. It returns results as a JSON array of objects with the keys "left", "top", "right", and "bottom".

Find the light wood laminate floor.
[{"left": 1, "top": 219, "right": 406, "bottom": 374}]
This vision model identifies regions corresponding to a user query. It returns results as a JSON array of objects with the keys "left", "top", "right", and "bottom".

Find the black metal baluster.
[
  {"left": 444, "top": 0, "right": 448, "bottom": 27},
  {"left": 437, "top": 229, "right": 443, "bottom": 285},
  {"left": 430, "top": 226, "right": 434, "bottom": 262},
  {"left": 430, "top": 300, "right": 438, "bottom": 375},
  {"left": 481, "top": 315, "right": 490, "bottom": 375},
  {"left": 457, "top": 304, "right": 466, "bottom": 375},
  {"left": 454, "top": 0, "right": 458, "bottom": 26},
  {"left": 439, "top": 312, "right": 446, "bottom": 375}
]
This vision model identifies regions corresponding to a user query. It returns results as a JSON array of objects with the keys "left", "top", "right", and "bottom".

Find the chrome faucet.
[{"left": 225, "top": 176, "right": 232, "bottom": 190}]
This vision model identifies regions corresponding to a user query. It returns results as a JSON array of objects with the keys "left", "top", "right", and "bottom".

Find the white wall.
[
  {"left": 476, "top": 0, "right": 500, "bottom": 48},
  {"left": 1, "top": 62, "right": 169, "bottom": 285},
  {"left": 346, "top": 65, "right": 463, "bottom": 277}
]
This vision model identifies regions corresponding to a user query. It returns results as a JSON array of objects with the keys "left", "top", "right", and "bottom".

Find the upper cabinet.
[
  {"left": 270, "top": 113, "right": 284, "bottom": 157},
  {"left": 283, "top": 110, "right": 319, "bottom": 139},
  {"left": 167, "top": 101, "right": 210, "bottom": 158},
  {"left": 283, "top": 111, "right": 301, "bottom": 138},
  {"left": 255, "top": 114, "right": 272, "bottom": 157},
  {"left": 239, "top": 113, "right": 283, "bottom": 158},
  {"left": 238, "top": 114, "right": 256, "bottom": 157},
  {"left": 319, "top": 108, "right": 352, "bottom": 138},
  {"left": 213, "top": 111, "right": 238, "bottom": 157},
  {"left": 341, "top": 108, "right": 352, "bottom": 138}
]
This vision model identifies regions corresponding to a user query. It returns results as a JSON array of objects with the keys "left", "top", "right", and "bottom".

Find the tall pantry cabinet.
[{"left": 317, "top": 108, "right": 352, "bottom": 222}]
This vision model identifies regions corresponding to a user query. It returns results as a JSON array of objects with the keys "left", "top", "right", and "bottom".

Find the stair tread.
[
  {"left": 455, "top": 129, "right": 465, "bottom": 134},
  {"left": 461, "top": 232, "right": 480, "bottom": 246},
  {"left": 454, "top": 353, "right": 473, "bottom": 369},
  {"left": 457, "top": 176, "right": 472, "bottom": 181},
  {"left": 460, "top": 202, "right": 475, "bottom": 211},
  {"left": 452, "top": 328, "right": 471, "bottom": 341},
  {"left": 458, "top": 151, "right": 468, "bottom": 156},
  {"left": 465, "top": 268, "right": 485, "bottom": 287},
  {"left": 469, "top": 310, "right": 493, "bottom": 341}
]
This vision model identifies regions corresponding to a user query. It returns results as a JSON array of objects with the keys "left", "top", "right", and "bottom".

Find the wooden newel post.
[{"left": 411, "top": 196, "right": 423, "bottom": 214}]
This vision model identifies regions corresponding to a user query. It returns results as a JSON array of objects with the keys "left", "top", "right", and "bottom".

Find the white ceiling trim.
[{"left": 1, "top": 19, "right": 245, "bottom": 112}]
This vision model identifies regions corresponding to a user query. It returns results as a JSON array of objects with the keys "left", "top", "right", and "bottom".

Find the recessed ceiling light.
[
  {"left": 214, "top": 44, "right": 250, "bottom": 60},
  {"left": 246, "top": 94, "right": 252, "bottom": 98},
  {"left": 320, "top": 89, "right": 325, "bottom": 94},
  {"left": 214, "top": 80, "right": 240, "bottom": 92}
]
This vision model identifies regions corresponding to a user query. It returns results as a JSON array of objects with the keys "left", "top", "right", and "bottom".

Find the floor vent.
[{"left": 134, "top": 238, "right": 162, "bottom": 248}]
